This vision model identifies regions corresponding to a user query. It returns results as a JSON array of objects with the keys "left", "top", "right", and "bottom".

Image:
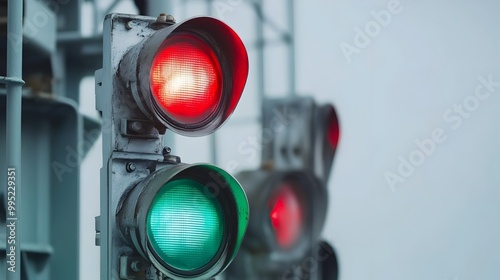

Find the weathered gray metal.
[
  {"left": 3, "top": 0, "right": 24, "bottom": 279},
  {"left": 96, "top": 14, "right": 167, "bottom": 280}
]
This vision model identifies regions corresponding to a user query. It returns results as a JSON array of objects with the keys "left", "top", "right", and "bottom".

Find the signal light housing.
[
  {"left": 97, "top": 13, "right": 250, "bottom": 280},
  {"left": 119, "top": 17, "right": 249, "bottom": 136},
  {"left": 225, "top": 97, "right": 340, "bottom": 279},
  {"left": 118, "top": 163, "right": 249, "bottom": 280}
]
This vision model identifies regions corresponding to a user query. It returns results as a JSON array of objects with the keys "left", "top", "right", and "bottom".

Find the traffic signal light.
[
  {"left": 225, "top": 97, "right": 340, "bottom": 279},
  {"left": 95, "top": 13, "right": 249, "bottom": 279},
  {"left": 260, "top": 97, "right": 339, "bottom": 184}
]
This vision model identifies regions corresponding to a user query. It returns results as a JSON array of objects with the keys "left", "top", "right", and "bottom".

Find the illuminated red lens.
[
  {"left": 269, "top": 184, "right": 303, "bottom": 249},
  {"left": 150, "top": 34, "right": 223, "bottom": 124},
  {"left": 327, "top": 114, "right": 339, "bottom": 148}
]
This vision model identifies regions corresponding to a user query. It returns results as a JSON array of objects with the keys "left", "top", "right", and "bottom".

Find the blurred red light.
[
  {"left": 269, "top": 184, "right": 303, "bottom": 249},
  {"left": 327, "top": 114, "right": 339, "bottom": 148},
  {"left": 150, "top": 34, "right": 223, "bottom": 124}
]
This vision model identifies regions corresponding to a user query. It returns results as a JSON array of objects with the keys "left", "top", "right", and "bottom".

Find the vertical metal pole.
[
  {"left": 92, "top": 0, "right": 100, "bottom": 35},
  {"left": 287, "top": 0, "right": 296, "bottom": 96},
  {"left": 255, "top": 0, "right": 265, "bottom": 105},
  {"left": 6, "top": 0, "right": 23, "bottom": 279},
  {"left": 207, "top": 0, "right": 214, "bottom": 15}
]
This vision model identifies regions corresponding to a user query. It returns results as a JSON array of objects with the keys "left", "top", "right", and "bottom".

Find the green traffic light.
[{"left": 147, "top": 178, "right": 225, "bottom": 271}]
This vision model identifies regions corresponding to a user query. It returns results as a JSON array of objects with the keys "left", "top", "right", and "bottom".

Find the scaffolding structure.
[{"left": 0, "top": 1, "right": 298, "bottom": 278}]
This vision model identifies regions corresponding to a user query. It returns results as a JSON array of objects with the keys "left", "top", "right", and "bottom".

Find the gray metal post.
[
  {"left": 287, "top": 0, "right": 297, "bottom": 96},
  {"left": 255, "top": 0, "right": 265, "bottom": 103},
  {"left": 5, "top": 0, "right": 24, "bottom": 279}
]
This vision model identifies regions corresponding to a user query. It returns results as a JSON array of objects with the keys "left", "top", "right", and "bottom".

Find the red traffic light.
[
  {"left": 235, "top": 170, "right": 326, "bottom": 254},
  {"left": 314, "top": 104, "right": 340, "bottom": 182},
  {"left": 269, "top": 183, "right": 304, "bottom": 249},
  {"left": 327, "top": 109, "right": 340, "bottom": 149},
  {"left": 119, "top": 17, "right": 249, "bottom": 136},
  {"left": 150, "top": 34, "right": 223, "bottom": 125}
]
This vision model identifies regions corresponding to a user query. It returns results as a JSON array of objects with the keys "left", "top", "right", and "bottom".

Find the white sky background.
[{"left": 80, "top": 0, "right": 500, "bottom": 279}]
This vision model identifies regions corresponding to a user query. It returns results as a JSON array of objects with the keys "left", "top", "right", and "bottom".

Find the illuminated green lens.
[{"left": 147, "top": 178, "right": 225, "bottom": 271}]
